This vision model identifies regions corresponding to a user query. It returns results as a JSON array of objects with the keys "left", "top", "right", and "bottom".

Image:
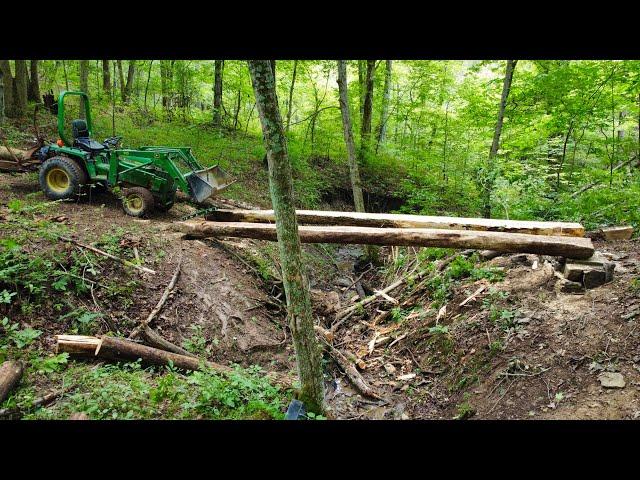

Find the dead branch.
[{"left": 129, "top": 256, "right": 182, "bottom": 339}]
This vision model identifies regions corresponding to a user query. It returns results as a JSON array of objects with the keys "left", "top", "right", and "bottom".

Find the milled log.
[
  {"left": 178, "top": 221, "right": 595, "bottom": 259},
  {"left": 0, "top": 360, "right": 24, "bottom": 403},
  {"left": 205, "top": 209, "right": 585, "bottom": 237},
  {"left": 56, "top": 335, "right": 293, "bottom": 388}
]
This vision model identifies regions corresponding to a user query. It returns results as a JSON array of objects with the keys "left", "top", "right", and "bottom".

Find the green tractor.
[{"left": 36, "top": 91, "right": 233, "bottom": 216}]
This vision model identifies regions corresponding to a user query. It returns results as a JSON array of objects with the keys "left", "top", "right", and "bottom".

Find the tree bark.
[
  {"left": 144, "top": 60, "right": 153, "bottom": 110},
  {"left": 0, "top": 68, "right": 4, "bottom": 122},
  {"left": 212, "top": 60, "right": 224, "bottom": 127},
  {"left": 102, "top": 60, "right": 111, "bottom": 93},
  {"left": 56, "top": 335, "right": 293, "bottom": 388},
  {"left": 247, "top": 60, "right": 325, "bottom": 414},
  {"left": 359, "top": 60, "right": 375, "bottom": 161},
  {"left": 79, "top": 60, "right": 89, "bottom": 119},
  {"left": 483, "top": 59, "right": 517, "bottom": 218},
  {"left": 203, "top": 209, "right": 585, "bottom": 237},
  {"left": 0, "top": 61, "right": 14, "bottom": 118},
  {"left": 285, "top": 60, "right": 298, "bottom": 134},
  {"left": 337, "top": 60, "right": 366, "bottom": 214},
  {"left": 117, "top": 60, "right": 125, "bottom": 103},
  {"left": 376, "top": 60, "right": 393, "bottom": 150},
  {"left": 0, "top": 360, "right": 24, "bottom": 403},
  {"left": 28, "top": 60, "right": 40, "bottom": 103},
  {"left": 124, "top": 60, "right": 136, "bottom": 104},
  {"left": 179, "top": 221, "right": 595, "bottom": 259},
  {"left": 13, "top": 60, "right": 28, "bottom": 117}
]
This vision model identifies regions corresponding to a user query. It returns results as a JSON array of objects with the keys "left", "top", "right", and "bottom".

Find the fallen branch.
[
  {"left": 322, "top": 340, "right": 382, "bottom": 400},
  {"left": 140, "top": 325, "right": 195, "bottom": 357},
  {"left": 0, "top": 360, "right": 24, "bottom": 403},
  {"left": 0, "top": 388, "right": 68, "bottom": 418},
  {"left": 129, "top": 257, "right": 182, "bottom": 339},
  {"left": 56, "top": 335, "right": 293, "bottom": 389},
  {"left": 570, "top": 155, "right": 639, "bottom": 198},
  {"left": 59, "top": 236, "right": 156, "bottom": 274}
]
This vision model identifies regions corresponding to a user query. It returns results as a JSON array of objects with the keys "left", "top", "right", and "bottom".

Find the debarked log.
[
  {"left": 205, "top": 209, "right": 585, "bottom": 237},
  {"left": 177, "top": 221, "right": 595, "bottom": 259}
]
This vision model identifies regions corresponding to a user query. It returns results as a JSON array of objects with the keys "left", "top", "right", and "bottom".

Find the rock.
[
  {"left": 479, "top": 250, "right": 501, "bottom": 261},
  {"left": 598, "top": 372, "right": 626, "bottom": 389},
  {"left": 384, "top": 363, "right": 397, "bottom": 375},
  {"left": 397, "top": 373, "right": 417, "bottom": 381},
  {"left": 583, "top": 267, "right": 608, "bottom": 289},
  {"left": 557, "top": 278, "right": 584, "bottom": 294},
  {"left": 564, "top": 256, "right": 615, "bottom": 289}
]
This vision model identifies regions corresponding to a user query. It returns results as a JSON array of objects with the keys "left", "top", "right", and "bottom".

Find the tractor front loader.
[{"left": 36, "top": 91, "right": 233, "bottom": 216}]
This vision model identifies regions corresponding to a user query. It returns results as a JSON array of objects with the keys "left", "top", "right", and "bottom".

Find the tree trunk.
[
  {"left": 247, "top": 60, "right": 324, "bottom": 414},
  {"left": 233, "top": 88, "right": 241, "bottom": 129},
  {"left": 483, "top": 59, "right": 517, "bottom": 219},
  {"left": 204, "top": 209, "right": 586, "bottom": 237},
  {"left": 124, "top": 60, "right": 136, "bottom": 104},
  {"left": 102, "top": 60, "right": 111, "bottom": 93},
  {"left": 56, "top": 335, "right": 293, "bottom": 388},
  {"left": 337, "top": 61, "right": 366, "bottom": 214},
  {"left": 62, "top": 60, "right": 69, "bottom": 90},
  {"left": 28, "top": 60, "right": 40, "bottom": 103},
  {"left": 144, "top": 60, "right": 153, "bottom": 110},
  {"left": 79, "top": 60, "right": 89, "bottom": 119},
  {"left": 359, "top": 60, "right": 375, "bottom": 162},
  {"left": 0, "top": 361, "right": 24, "bottom": 403},
  {"left": 376, "top": 60, "right": 392, "bottom": 150},
  {"left": 117, "top": 60, "right": 125, "bottom": 103},
  {"left": 0, "top": 61, "right": 14, "bottom": 118},
  {"left": 179, "top": 221, "right": 595, "bottom": 259},
  {"left": 0, "top": 68, "right": 4, "bottom": 122},
  {"left": 160, "top": 60, "right": 171, "bottom": 113},
  {"left": 11, "top": 60, "right": 28, "bottom": 118},
  {"left": 358, "top": 60, "right": 365, "bottom": 118},
  {"left": 212, "top": 60, "right": 224, "bottom": 126},
  {"left": 285, "top": 60, "right": 298, "bottom": 134}
]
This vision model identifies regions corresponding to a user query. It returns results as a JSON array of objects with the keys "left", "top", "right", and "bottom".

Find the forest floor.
[{"left": 1, "top": 169, "right": 639, "bottom": 420}]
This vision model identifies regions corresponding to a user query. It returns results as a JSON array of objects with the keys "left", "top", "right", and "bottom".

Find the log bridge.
[{"left": 176, "top": 209, "right": 594, "bottom": 260}]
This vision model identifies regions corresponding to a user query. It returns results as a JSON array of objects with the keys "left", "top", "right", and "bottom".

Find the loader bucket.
[{"left": 185, "top": 164, "right": 234, "bottom": 203}]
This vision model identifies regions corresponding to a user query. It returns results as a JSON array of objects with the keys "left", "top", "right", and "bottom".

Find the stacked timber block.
[
  {"left": 174, "top": 208, "right": 628, "bottom": 292},
  {"left": 563, "top": 252, "right": 616, "bottom": 291}
]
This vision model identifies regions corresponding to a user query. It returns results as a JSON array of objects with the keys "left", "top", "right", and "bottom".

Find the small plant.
[
  {"left": 454, "top": 393, "right": 475, "bottom": 419},
  {"left": 59, "top": 309, "right": 103, "bottom": 335},
  {"left": 182, "top": 324, "right": 209, "bottom": 355},
  {"left": 429, "top": 324, "right": 449, "bottom": 335},
  {"left": 0, "top": 289, "right": 16, "bottom": 304},
  {"left": 1, "top": 318, "right": 42, "bottom": 348},
  {"left": 305, "top": 411, "right": 327, "bottom": 420},
  {"left": 31, "top": 353, "right": 69, "bottom": 374}
]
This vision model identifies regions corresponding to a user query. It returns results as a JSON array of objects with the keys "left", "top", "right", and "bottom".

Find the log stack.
[{"left": 175, "top": 208, "right": 625, "bottom": 290}]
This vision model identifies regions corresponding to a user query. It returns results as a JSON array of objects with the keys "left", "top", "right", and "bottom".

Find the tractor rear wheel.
[
  {"left": 39, "top": 156, "right": 88, "bottom": 200},
  {"left": 122, "top": 187, "right": 155, "bottom": 217}
]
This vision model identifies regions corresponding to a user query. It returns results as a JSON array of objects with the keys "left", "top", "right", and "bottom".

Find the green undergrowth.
[{"left": 3, "top": 360, "right": 287, "bottom": 420}]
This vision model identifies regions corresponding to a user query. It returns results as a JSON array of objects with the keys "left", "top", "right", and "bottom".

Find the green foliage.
[
  {"left": 0, "top": 317, "right": 42, "bottom": 348},
  {"left": 181, "top": 324, "right": 211, "bottom": 355},
  {"left": 30, "top": 353, "right": 69, "bottom": 374},
  {"left": 59, "top": 309, "right": 103, "bottom": 335}
]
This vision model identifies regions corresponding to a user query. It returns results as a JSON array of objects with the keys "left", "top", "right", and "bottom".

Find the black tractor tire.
[
  {"left": 154, "top": 190, "right": 176, "bottom": 213},
  {"left": 39, "top": 156, "right": 88, "bottom": 200},
  {"left": 122, "top": 187, "right": 155, "bottom": 217}
]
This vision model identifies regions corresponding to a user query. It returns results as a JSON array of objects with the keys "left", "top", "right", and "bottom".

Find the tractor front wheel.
[
  {"left": 122, "top": 187, "right": 154, "bottom": 217},
  {"left": 39, "top": 156, "right": 88, "bottom": 200}
]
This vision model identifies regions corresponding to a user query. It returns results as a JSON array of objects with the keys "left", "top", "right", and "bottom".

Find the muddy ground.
[{"left": 1, "top": 171, "right": 639, "bottom": 420}]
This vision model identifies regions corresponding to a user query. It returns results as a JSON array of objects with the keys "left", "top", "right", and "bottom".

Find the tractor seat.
[{"left": 71, "top": 119, "right": 105, "bottom": 154}]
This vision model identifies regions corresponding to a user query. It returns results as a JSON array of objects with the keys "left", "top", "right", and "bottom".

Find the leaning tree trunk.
[
  {"left": 285, "top": 60, "right": 298, "bottom": 134},
  {"left": 124, "top": 60, "right": 136, "bottom": 104},
  {"left": 28, "top": 60, "right": 40, "bottom": 103},
  {"left": 483, "top": 59, "right": 517, "bottom": 219},
  {"left": 376, "top": 60, "right": 393, "bottom": 150},
  {"left": 212, "top": 60, "right": 224, "bottom": 127},
  {"left": 337, "top": 61, "right": 366, "bottom": 214},
  {"left": 102, "top": 60, "right": 111, "bottom": 93},
  {"left": 117, "top": 60, "right": 125, "bottom": 103},
  {"left": 79, "top": 60, "right": 89, "bottom": 119},
  {"left": 247, "top": 59, "right": 325, "bottom": 414},
  {"left": 13, "top": 60, "right": 28, "bottom": 118},
  {"left": 359, "top": 59, "right": 375, "bottom": 162}
]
